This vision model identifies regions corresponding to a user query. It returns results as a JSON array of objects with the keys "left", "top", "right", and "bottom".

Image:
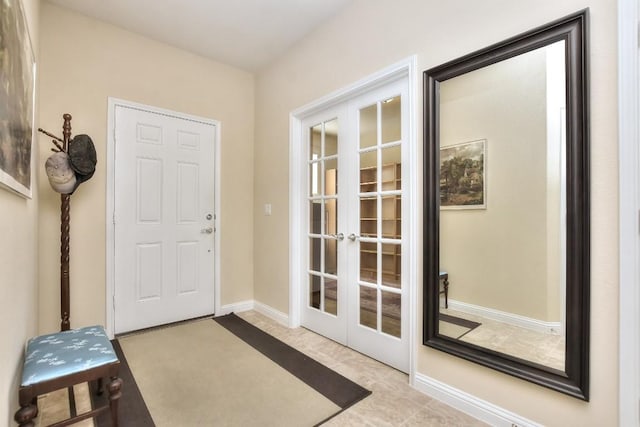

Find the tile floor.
[
  {"left": 34, "top": 383, "right": 93, "bottom": 427},
  {"left": 33, "top": 310, "right": 487, "bottom": 426},
  {"left": 236, "top": 310, "right": 486, "bottom": 426}
]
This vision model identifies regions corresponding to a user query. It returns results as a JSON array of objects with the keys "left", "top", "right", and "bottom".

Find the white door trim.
[
  {"left": 105, "top": 97, "right": 222, "bottom": 338},
  {"left": 289, "top": 56, "right": 418, "bottom": 379},
  {"left": 618, "top": 0, "right": 640, "bottom": 424}
]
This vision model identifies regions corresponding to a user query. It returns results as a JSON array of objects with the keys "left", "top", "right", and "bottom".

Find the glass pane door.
[
  {"left": 308, "top": 118, "right": 340, "bottom": 316},
  {"left": 357, "top": 96, "right": 402, "bottom": 338},
  {"left": 299, "top": 76, "right": 409, "bottom": 372}
]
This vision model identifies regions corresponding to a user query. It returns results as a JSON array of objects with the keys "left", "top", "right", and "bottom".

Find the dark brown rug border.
[
  {"left": 213, "top": 313, "right": 371, "bottom": 412},
  {"left": 439, "top": 312, "right": 481, "bottom": 330},
  {"left": 439, "top": 313, "right": 482, "bottom": 339},
  {"left": 91, "top": 340, "right": 155, "bottom": 427}
]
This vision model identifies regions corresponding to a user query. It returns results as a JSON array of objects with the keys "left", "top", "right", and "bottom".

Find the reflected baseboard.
[{"left": 446, "top": 299, "right": 562, "bottom": 335}]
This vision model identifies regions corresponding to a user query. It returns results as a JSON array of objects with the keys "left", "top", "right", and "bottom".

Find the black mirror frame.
[{"left": 423, "top": 9, "right": 589, "bottom": 400}]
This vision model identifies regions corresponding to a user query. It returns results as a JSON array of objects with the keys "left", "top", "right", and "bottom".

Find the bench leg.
[
  {"left": 97, "top": 377, "right": 104, "bottom": 395},
  {"left": 108, "top": 376, "right": 123, "bottom": 427},
  {"left": 443, "top": 278, "right": 449, "bottom": 309},
  {"left": 14, "top": 403, "right": 37, "bottom": 427}
]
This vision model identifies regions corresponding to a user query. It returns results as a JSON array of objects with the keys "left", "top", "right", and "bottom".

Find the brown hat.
[
  {"left": 68, "top": 134, "right": 97, "bottom": 188},
  {"left": 45, "top": 152, "right": 76, "bottom": 194}
]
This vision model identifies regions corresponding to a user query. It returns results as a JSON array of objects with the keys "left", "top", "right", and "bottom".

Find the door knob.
[
  {"left": 201, "top": 227, "right": 213, "bottom": 234},
  {"left": 348, "top": 233, "right": 359, "bottom": 241},
  {"left": 331, "top": 233, "right": 345, "bottom": 241}
]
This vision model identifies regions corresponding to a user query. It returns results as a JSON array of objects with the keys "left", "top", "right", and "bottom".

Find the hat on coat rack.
[
  {"left": 45, "top": 151, "right": 76, "bottom": 194},
  {"left": 44, "top": 133, "right": 97, "bottom": 194},
  {"left": 67, "top": 134, "right": 97, "bottom": 190}
]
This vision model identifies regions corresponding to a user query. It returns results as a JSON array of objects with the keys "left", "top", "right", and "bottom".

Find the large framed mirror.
[{"left": 423, "top": 10, "right": 589, "bottom": 400}]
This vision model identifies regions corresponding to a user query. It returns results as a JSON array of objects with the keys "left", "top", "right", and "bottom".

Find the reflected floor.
[{"left": 439, "top": 308, "right": 565, "bottom": 371}]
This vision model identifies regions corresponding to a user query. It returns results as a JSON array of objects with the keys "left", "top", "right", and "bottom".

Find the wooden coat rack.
[
  {"left": 39, "top": 113, "right": 73, "bottom": 331},
  {"left": 60, "top": 114, "right": 72, "bottom": 331}
]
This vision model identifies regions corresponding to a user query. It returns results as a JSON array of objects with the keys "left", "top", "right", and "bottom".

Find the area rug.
[
  {"left": 439, "top": 313, "right": 481, "bottom": 339},
  {"left": 108, "top": 315, "right": 370, "bottom": 426},
  {"left": 214, "top": 313, "right": 371, "bottom": 411},
  {"left": 92, "top": 340, "right": 154, "bottom": 426}
]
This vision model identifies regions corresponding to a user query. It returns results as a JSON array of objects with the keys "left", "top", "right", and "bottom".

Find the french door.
[{"left": 300, "top": 78, "right": 409, "bottom": 372}]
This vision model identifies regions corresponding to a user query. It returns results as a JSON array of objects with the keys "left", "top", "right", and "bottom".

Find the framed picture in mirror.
[{"left": 440, "top": 139, "right": 486, "bottom": 210}]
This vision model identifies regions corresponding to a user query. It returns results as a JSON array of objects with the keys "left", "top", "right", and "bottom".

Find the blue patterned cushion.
[{"left": 21, "top": 325, "right": 118, "bottom": 387}]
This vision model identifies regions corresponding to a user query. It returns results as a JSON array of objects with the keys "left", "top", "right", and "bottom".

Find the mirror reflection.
[
  {"left": 437, "top": 41, "right": 566, "bottom": 371},
  {"left": 424, "top": 10, "right": 589, "bottom": 400}
]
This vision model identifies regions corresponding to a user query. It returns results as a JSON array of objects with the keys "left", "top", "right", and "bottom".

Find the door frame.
[
  {"left": 618, "top": 0, "right": 640, "bottom": 424},
  {"left": 289, "top": 56, "right": 417, "bottom": 379},
  {"left": 105, "top": 97, "right": 222, "bottom": 338}
]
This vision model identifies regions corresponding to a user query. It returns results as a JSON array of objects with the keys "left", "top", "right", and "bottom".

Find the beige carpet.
[{"left": 118, "top": 319, "right": 341, "bottom": 426}]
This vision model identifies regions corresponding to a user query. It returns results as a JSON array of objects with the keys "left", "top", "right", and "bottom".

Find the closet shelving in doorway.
[{"left": 359, "top": 162, "right": 401, "bottom": 287}]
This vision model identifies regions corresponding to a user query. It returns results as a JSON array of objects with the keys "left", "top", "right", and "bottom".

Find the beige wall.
[
  {"left": 254, "top": 0, "right": 617, "bottom": 425},
  {"left": 439, "top": 47, "right": 558, "bottom": 321},
  {"left": 1, "top": 0, "right": 40, "bottom": 423},
  {"left": 37, "top": 3, "right": 255, "bottom": 334}
]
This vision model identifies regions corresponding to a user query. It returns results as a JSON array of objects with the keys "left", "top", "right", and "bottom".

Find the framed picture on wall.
[
  {"left": 440, "top": 139, "right": 486, "bottom": 210},
  {"left": 0, "top": 0, "right": 36, "bottom": 198}
]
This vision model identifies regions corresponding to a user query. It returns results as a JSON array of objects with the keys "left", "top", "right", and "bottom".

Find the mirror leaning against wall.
[{"left": 423, "top": 10, "right": 589, "bottom": 400}]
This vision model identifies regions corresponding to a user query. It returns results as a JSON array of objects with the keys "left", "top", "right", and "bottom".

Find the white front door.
[
  {"left": 114, "top": 105, "right": 216, "bottom": 334},
  {"left": 300, "top": 78, "right": 409, "bottom": 372}
]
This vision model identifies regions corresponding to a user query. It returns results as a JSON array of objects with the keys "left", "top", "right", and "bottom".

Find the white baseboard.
[
  {"left": 253, "top": 301, "right": 289, "bottom": 327},
  {"left": 217, "top": 300, "right": 290, "bottom": 327},
  {"left": 447, "top": 299, "right": 562, "bottom": 335},
  {"left": 217, "top": 300, "right": 255, "bottom": 316},
  {"left": 413, "top": 373, "right": 541, "bottom": 427}
]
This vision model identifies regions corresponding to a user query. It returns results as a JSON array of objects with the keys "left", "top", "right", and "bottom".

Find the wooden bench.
[
  {"left": 439, "top": 271, "right": 450, "bottom": 309},
  {"left": 14, "top": 325, "right": 122, "bottom": 427}
]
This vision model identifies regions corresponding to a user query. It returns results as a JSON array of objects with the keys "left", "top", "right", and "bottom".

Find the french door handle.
[
  {"left": 201, "top": 227, "right": 213, "bottom": 234},
  {"left": 331, "top": 233, "right": 345, "bottom": 241},
  {"left": 348, "top": 233, "right": 359, "bottom": 241}
]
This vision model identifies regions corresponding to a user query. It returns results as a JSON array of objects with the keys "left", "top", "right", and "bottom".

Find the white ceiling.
[{"left": 47, "top": 0, "right": 353, "bottom": 72}]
